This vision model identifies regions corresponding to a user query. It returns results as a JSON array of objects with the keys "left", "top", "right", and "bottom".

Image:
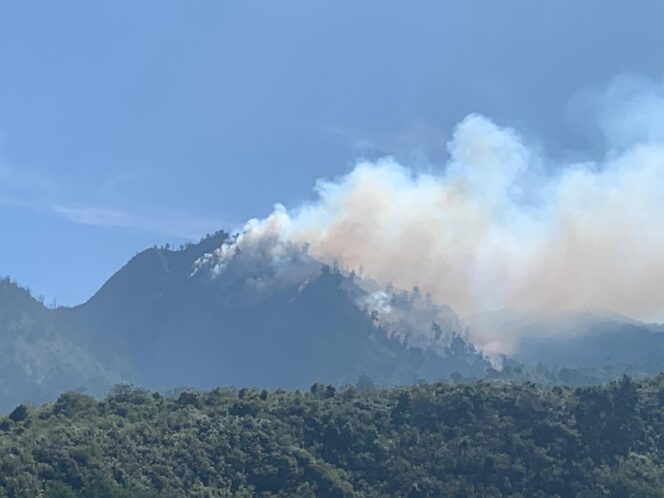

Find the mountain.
[
  {"left": 470, "top": 309, "right": 664, "bottom": 379},
  {"left": 0, "top": 232, "right": 487, "bottom": 411},
  {"left": 3, "top": 230, "right": 664, "bottom": 412},
  {"left": 52, "top": 231, "right": 232, "bottom": 381},
  {"left": 512, "top": 313, "right": 664, "bottom": 372},
  {"left": 0, "top": 278, "right": 121, "bottom": 410}
]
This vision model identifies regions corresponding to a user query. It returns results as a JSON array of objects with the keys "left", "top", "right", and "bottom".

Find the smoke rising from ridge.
[{"left": 207, "top": 78, "right": 664, "bottom": 354}]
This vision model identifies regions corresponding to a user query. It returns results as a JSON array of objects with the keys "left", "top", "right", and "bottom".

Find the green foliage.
[{"left": 2, "top": 376, "right": 664, "bottom": 496}]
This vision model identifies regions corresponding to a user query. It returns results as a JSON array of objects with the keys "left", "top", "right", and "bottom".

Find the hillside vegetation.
[
  {"left": 2, "top": 377, "right": 664, "bottom": 497},
  {"left": 0, "top": 231, "right": 488, "bottom": 412},
  {"left": 3, "top": 230, "right": 664, "bottom": 413}
]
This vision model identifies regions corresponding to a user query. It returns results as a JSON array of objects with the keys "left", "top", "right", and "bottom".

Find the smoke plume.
[{"left": 206, "top": 78, "right": 664, "bottom": 354}]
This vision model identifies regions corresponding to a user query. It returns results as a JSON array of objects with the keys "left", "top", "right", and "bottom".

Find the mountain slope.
[
  {"left": 470, "top": 309, "right": 664, "bottom": 373},
  {"left": 53, "top": 231, "right": 230, "bottom": 377},
  {"left": 0, "top": 232, "right": 488, "bottom": 410},
  {"left": 0, "top": 278, "right": 120, "bottom": 409},
  {"left": 515, "top": 317, "right": 664, "bottom": 372},
  {"left": 59, "top": 237, "right": 487, "bottom": 390},
  {"left": 4, "top": 230, "right": 664, "bottom": 412}
]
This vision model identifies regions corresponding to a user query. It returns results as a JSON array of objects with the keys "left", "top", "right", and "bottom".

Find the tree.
[{"left": 8, "top": 403, "right": 28, "bottom": 422}]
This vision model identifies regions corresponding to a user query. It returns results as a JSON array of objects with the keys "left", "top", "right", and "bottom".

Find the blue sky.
[{"left": 2, "top": 0, "right": 664, "bottom": 305}]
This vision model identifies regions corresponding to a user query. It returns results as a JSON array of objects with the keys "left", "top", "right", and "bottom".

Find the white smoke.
[
  {"left": 204, "top": 78, "right": 664, "bottom": 354},
  {"left": 195, "top": 210, "right": 322, "bottom": 293},
  {"left": 357, "top": 286, "right": 464, "bottom": 355}
]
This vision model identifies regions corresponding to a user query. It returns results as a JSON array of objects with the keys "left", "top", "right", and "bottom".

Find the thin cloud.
[
  {"left": 50, "top": 204, "right": 227, "bottom": 239},
  {"left": 1, "top": 142, "right": 223, "bottom": 240}
]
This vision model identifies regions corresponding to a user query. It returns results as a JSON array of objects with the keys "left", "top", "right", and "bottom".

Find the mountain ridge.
[
  {"left": 2, "top": 230, "right": 664, "bottom": 412},
  {"left": 0, "top": 231, "right": 486, "bottom": 411}
]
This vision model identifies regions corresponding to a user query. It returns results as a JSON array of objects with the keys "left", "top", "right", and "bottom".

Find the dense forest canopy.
[{"left": 2, "top": 376, "right": 664, "bottom": 497}]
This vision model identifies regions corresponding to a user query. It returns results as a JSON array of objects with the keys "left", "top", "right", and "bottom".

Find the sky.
[{"left": 2, "top": 1, "right": 664, "bottom": 306}]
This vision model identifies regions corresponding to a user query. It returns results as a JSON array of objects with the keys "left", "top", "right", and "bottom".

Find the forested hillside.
[
  {"left": 3, "top": 230, "right": 664, "bottom": 413},
  {"left": 0, "top": 232, "right": 488, "bottom": 411},
  {"left": 0, "top": 278, "right": 121, "bottom": 410},
  {"left": 2, "top": 377, "right": 664, "bottom": 497}
]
